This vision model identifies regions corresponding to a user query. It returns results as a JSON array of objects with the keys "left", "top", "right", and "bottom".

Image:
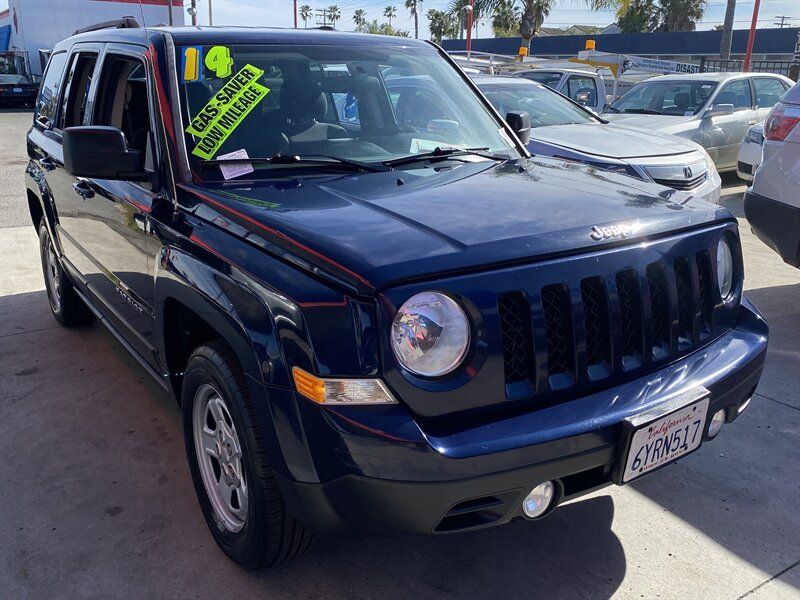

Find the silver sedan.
[{"left": 603, "top": 72, "right": 794, "bottom": 172}]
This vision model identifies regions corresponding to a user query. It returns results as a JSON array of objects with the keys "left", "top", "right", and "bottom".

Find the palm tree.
[
  {"left": 519, "top": 0, "right": 552, "bottom": 52},
  {"left": 405, "top": 0, "right": 423, "bottom": 39},
  {"left": 427, "top": 8, "right": 456, "bottom": 42},
  {"left": 353, "top": 8, "right": 368, "bottom": 29},
  {"left": 384, "top": 5, "right": 398, "bottom": 26},
  {"left": 299, "top": 4, "right": 312, "bottom": 28},
  {"left": 327, "top": 5, "right": 341, "bottom": 27},
  {"left": 492, "top": 0, "right": 519, "bottom": 36}
]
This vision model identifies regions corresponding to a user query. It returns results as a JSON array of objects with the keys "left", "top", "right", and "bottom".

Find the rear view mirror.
[
  {"left": 506, "top": 110, "right": 531, "bottom": 145},
  {"left": 62, "top": 126, "right": 146, "bottom": 180},
  {"left": 705, "top": 103, "right": 735, "bottom": 118}
]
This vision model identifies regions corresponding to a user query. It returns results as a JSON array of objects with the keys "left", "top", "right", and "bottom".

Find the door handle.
[{"left": 72, "top": 180, "right": 95, "bottom": 199}]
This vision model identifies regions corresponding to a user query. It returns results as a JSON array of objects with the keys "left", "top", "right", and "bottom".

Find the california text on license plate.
[{"left": 621, "top": 394, "right": 709, "bottom": 483}]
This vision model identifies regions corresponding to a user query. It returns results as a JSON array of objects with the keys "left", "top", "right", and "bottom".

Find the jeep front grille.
[{"left": 498, "top": 248, "right": 724, "bottom": 399}]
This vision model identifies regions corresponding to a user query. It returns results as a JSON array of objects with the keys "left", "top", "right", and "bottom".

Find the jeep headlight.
[
  {"left": 391, "top": 292, "right": 470, "bottom": 377},
  {"left": 717, "top": 238, "right": 734, "bottom": 299}
]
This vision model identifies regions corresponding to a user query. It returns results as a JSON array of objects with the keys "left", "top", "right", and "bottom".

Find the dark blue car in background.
[{"left": 25, "top": 24, "right": 767, "bottom": 569}]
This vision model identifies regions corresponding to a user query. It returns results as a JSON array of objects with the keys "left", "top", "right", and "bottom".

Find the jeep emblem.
[{"left": 590, "top": 224, "right": 632, "bottom": 241}]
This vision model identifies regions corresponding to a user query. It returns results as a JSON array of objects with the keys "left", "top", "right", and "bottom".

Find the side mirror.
[
  {"left": 62, "top": 126, "right": 146, "bottom": 180},
  {"left": 506, "top": 110, "right": 531, "bottom": 145},
  {"left": 705, "top": 103, "right": 734, "bottom": 118}
]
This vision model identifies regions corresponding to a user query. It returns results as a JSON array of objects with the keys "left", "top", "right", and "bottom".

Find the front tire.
[
  {"left": 38, "top": 218, "right": 94, "bottom": 326},
  {"left": 181, "top": 341, "right": 312, "bottom": 569}
]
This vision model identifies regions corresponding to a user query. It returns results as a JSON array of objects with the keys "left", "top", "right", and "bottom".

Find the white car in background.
[
  {"left": 603, "top": 72, "right": 793, "bottom": 172},
  {"left": 744, "top": 82, "right": 800, "bottom": 267},
  {"left": 736, "top": 124, "right": 763, "bottom": 181}
]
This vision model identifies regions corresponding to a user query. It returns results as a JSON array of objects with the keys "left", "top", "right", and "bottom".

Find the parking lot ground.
[{"left": 1, "top": 108, "right": 799, "bottom": 600}]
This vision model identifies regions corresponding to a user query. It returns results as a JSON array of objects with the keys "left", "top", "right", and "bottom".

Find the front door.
[
  {"left": 702, "top": 79, "right": 758, "bottom": 170},
  {"left": 72, "top": 48, "right": 160, "bottom": 363}
]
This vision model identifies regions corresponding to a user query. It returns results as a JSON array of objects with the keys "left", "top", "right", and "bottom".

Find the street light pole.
[
  {"left": 294, "top": 0, "right": 298, "bottom": 28},
  {"left": 742, "top": 0, "right": 761, "bottom": 72},
  {"left": 465, "top": 0, "right": 475, "bottom": 57},
  {"left": 208, "top": 0, "right": 213, "bottom": 25}
]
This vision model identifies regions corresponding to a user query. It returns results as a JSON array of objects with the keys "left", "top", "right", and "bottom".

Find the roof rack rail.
[{"left": 74, "top": 17, "right": 141, "bottom": 36}]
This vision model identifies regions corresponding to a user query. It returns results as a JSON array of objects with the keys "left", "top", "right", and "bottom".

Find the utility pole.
[
  {"left": 208, "top": 0, "right": 213, "bottom": 25},
  {"left": 315, "top": 8, "right": 329, "bottom": 27},
  {"left": 719, "top": 0, "right": 736, "bottom": 59},
  {"left": 742, "top": 0, "right": 761, "bottom": 72},
  {"left": 168, "top": 0, "right": 173, "bottom": 26},
  {"left": 773, "top": 15, "right": 790, "bottom": 28},
  {"left": 294, "top": 0, "right": 298, "bottom": 28}
]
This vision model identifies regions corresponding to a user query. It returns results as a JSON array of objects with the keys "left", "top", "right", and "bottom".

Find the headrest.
[
  {"left": 674, "top": 92, "right": 690, "bottom": 109},
  {"left": 280, "top": 79, "right": 326, "bottom": 121}
]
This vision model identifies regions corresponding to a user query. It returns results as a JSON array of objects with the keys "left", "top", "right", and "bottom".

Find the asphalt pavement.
[{"left": 1, "top": 108, "right": 799, "bottom": 600}]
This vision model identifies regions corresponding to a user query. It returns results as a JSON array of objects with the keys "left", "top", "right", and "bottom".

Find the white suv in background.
[{"left": 744, "top": 81, "right": 800, "bottom": 267}]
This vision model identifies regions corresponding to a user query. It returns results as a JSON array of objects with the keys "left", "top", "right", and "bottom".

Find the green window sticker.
[
  {"left": 205, "top": 45, "right": 233, "bottom": 78},
  {"left": 186, "top": 64, "right": 270, "bottom": 160}
]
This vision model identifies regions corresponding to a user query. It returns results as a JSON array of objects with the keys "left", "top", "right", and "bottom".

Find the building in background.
[{"left": 0, "top": 0, "right": 185, "bottom": 75}]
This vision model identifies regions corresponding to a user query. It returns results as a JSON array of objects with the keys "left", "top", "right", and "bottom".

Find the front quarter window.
[{"left": 175, "top": 42, "right": 519, "bottom": 179}]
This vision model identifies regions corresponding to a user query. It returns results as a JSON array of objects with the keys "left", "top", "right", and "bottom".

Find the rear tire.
[
  {"left": 181, "top": 341, "right": 312, "bottom": 569},
  {"left": 38, "top": 218, "right": 94, "bottom": 326}
]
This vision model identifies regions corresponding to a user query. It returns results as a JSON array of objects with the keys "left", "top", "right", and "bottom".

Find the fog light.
[
  {"left": 708, "top": 409, "right": 726, "bottom": 439},
  {"left": 522, "top": 481, "right": 555, "bottom": 518}
]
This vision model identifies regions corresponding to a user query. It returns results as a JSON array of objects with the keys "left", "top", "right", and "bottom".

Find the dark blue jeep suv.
[{"left": 25, "top": 23, "right": 767, "bottom": 569}]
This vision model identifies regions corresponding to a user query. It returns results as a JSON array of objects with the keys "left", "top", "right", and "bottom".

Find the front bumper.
[
  {"left": 744, "top": 190, "right": 800, "bottom": 267},
  {"left": 275, "top": 299, "right": 767, "bottom": 535}
]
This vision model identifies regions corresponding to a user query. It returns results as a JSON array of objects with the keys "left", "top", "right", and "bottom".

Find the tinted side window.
[
  {"left": 93, "top": 55, "right": 155, "bottom": 177},
  {"left": 716, "top": 79, "right": 753, "bottom": 111},
  {"left": 34, "top": 52, "right": 68, "bottom": 127},
  {"left": 566, "top": 76, "right": 597, "bottom": 106},
  {"left": 59, "top": 53, "right": 98, "bottom": 130},
  {"left": 753, "top": 78, "right": 787, "bottom": 109}
]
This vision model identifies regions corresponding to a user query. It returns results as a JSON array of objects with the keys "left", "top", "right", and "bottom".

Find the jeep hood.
[
  {"left": 530, "top": 122, "right": 698, "bottom": 159},
  {"left": 182, "top": 157, "right": 732, "bottom": 294}
]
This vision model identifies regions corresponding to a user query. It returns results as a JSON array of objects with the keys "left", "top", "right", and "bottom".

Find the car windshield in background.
[
  {"left": 176, "top": 43, "right": 518, "bottom": 178},
  {"left": 478, "top": 83, "right": 598, "bottom": 128},
  {"left": 0, "top": 74, "right": 31, "bottom": 84},
  {"left": 607, "top": 80, "right": 717, "bottom": 116},
  {"left": 519, "top": 71, "right": 562, "bottom": 89}
]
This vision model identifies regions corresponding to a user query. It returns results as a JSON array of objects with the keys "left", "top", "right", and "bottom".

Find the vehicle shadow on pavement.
[
  {"left": 262, "top": 496, "right": 626, "bottom": 599},
  {"left": 0, "top": 289, "right": 627, "bottom": 599},
  {"left": 629, "top": 282, "right": 800, "bottom": 592}
]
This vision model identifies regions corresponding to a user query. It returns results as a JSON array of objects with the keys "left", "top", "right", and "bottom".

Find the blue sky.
[{"left": 2, "top": 0, "right": 798, "bottom": 39}]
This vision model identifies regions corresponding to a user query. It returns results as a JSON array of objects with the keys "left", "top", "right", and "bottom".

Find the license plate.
[
  {"left": 619, "top": 389, "right": 709, "bottom": 483},
  {"left": 13, "top": 87, "right": 23, "bottom": 93}
]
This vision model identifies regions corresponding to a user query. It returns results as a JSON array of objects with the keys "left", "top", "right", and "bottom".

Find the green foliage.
[
  {"left": 327, "top": 5, "right": 341, "bottom": 26},
  {"left": 427, "top": 8, "right": 459, "bottom": 42},
  {"left": 356, "top": 18, "right": 410, "bottom": 37},
  {"left": 353, "top": 8, "right": 367, "bottom": 27},
  {"left": 520, "top": 0, "right": 554, "bottom": 44},
  {"left": 615, "top": 0, "right": 706, "bottom": 32},
  {"left": 492, "top": 0, "right": 520, "bottom": 37}
]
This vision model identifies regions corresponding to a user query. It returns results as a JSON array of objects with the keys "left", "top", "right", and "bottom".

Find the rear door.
[
  {"left": 71, "top": 45, "right": 160, "bottom": 363},
  {"left": 752, "top": 77, "right": 790, "bottom": 123}
]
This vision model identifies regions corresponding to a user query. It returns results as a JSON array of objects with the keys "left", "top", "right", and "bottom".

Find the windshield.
[
  {"left": 519, "top": 71, "right": 562, "bottom": 89},
  {"left": 176, "top": 43, "right": 518, "bottom": 179},
  {"left": 478, "top": 83, "right": 598, "bottom": 128},
  {"left": 0, "top": 74, "right": 31, "bottom": 84},
  {"left": 607, "top": 80, "right": 717, "bottom": 116}
]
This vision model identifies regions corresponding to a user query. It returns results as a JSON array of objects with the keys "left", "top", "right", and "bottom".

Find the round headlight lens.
[
  {"left": 717, "top": 238, "right": 734, "bottom": 299},
  {"left": 391, "top": 292, "right": 470, "bottom": 377}
]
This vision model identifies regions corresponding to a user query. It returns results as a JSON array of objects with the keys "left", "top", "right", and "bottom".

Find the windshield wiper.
[
  {"left": 382, "top": 146, "right": 504, "bottom": 168},
  {"left": 198, "top": 154, "right": 390, "bottom": 173},
  {"left": 622, "top": 108, "right": 662, "bottom": 115},
  {"left": 604, "top": 106, "right": 621, "bottom": 114}
]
